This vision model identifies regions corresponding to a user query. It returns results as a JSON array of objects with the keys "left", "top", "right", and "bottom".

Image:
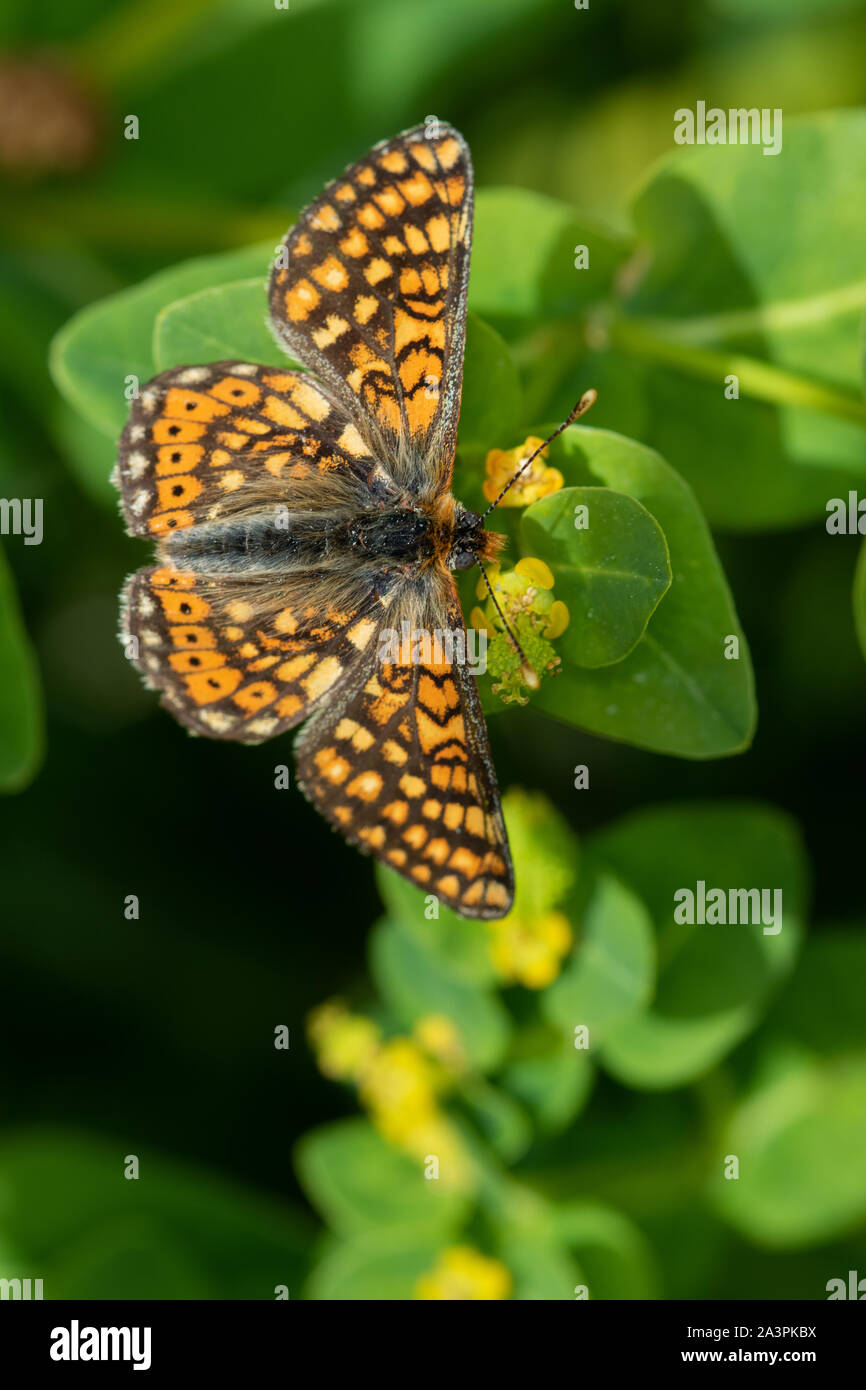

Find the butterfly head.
[{"left": 447, "top": 504, "right": 505, "bottom": 571}]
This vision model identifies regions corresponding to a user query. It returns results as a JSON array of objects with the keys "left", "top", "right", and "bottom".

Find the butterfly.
[{"left": 114, "top": 122, "right": 519, "bottom": 919}]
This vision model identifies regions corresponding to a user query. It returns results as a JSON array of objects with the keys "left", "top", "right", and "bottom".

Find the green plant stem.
[{"left": 610, "top": 315, "right": 866, "bottom": 427}]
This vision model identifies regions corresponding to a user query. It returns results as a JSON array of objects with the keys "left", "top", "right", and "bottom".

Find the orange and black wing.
[
  {"left": 114, "top": 360, "right": 387, "bottom": 540},
  {"left": 268, "top": 122, "right": 473, "bottom": 496},
  {"left": 121, "top": 564, "right": 381, "bottom": 743},
  {"left": 294, "top": 580, "right": 513, "bottom": 919}
]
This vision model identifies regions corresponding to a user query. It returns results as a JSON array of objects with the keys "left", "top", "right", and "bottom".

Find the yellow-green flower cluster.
[
  {"left": 306, "top": 1002, "right": 472, "bottom": 1189},
  {"left": 471, "top": 557, "right": 569, "bottom": 706},
  {"left": 414, "top": 1245, "right": 512, "bottom": 1300}
]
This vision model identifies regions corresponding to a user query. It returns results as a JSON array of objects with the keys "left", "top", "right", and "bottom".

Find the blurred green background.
[{"left": 1, "top": 0, "right": 865, "bottom": 1299}]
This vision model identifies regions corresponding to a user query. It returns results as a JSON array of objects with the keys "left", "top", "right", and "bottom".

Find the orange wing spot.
[
  {"left": 354, "top": 295, "right": 378, "bottom": 325},
  {"left": 399, "top": 267, "right": 422, "bottom": 295},
  {"left": 374, "top": 185, "right": 405, "bottom": 217},
  {"left": 310, "top": 203, "right": 340, "bottom": 231},
  {"left": 336, "top": 719, "right": 375, "bottom": 752},
  {"left": 346, "top": 617, "right": 376, "bottom": 650},
  {"left": 484, "top": 882, "right": 511, "bottom": 912},
  {"left": 302, "top": 656, "right": 343, "bottom": 700},
  {"left": 379, "top": 148, "right": 409, "bottom": 174},
  {"left": 336, "top": 423, "right": 371, "bottom": 457},
  {"left": 418, "top": 673, "right": 456, "bottom": 715},
  {"left": 461, "top": 881, "right": 485, "bottom": 909},
  {"left": 442, "top": 802, "right": 465, "bottom": 831},
  {"left": 340, "top": 227, "right": 369, "bottom": 258},
  {"left": 333, "top": 805, "right": 352, "bottom": 826},
  {"left": 226, "top": 599, "right": 253, "bottom": 621},
  {"left": 447, "top": 175, "right": 466, "bottom": 205},
  {"left": 450, "top": 847, "right": 482, "bottom": 878},
  {"left": 314, "top": 746, "right": 351, "bottom": 784},
  {"left": 383, "top": 234, "right": 407, "bottom": 255},
  {"left": 423, "top": 838, "right": 450, "bottom": 866},
  {"left": 233, "top": 681, "right": 277, "bottom": 712},
  {"left": 403, "top": 824, "right": 428, "bottom": 850},
  {"left": 185, "top": 668, "right": 243, "bottom": 704},
  {"left": 426, "top": 215, "right": 451, "bottom": 252},
  {"left": 398, "top": 173, "right": 434, "bottom": 205},
  {"left": 147, "top": 505, "right": 191, "bottom": 532},
  {"left": 394, "top": 308, "right": 445, "bottom": 354},
  {"left": 163, "top": 388, "right": 230, "bottom": 421},
  {"left": 262, "top": 396, "right": 307, "bottom": 428},
  {"left": 364, "top": 257, "right": 392, "bottom": 286},
  {"left": 152, "top": 419, "right": 205, "bottom": 443},
  {"left": 276, "top": 654, "right": 316, "bottom": 681},
  {"left": 218, "top": 432, "right": 249, "bottom": 449},
  {"left": 383, "top": 800, "right": 409, "bottom": 825},
  {"left": 312, "top": 255, "right": 349, "bottom": 291},
  {"left": 230, "top": 416, "right": 269, "bottom": 435},
  {"left": 404, "top": 225, "right": 429, "bottom": 255},
  {"left": 293, "top": 232, "right": 313, "bottom": 254},
  {"left": 335, "top": 183, "right": 357, "bottom": 203},
  {"left": 155, "top": 475, "right": 202, "bottom": 511},
  {"left": 264, "top": 453, "right": 291, "bottom": 476},
  {"left": 451, "top": 766, "right": 468, "bottom": 793},
  {"left": 211, "top": 376, "right": 261, "bottom": 407},
  {"left": 274, "top": 607, "right": 298, "bottom": 634},
  {"left": 487, "top": 853, "right": 507, "bottom": 878},
  {"left": 169, "top": 623, "right": 216, "bottom": 649},
  {"left": 382, "top": 739, "right": 408, "bottom": 765},
  {"left": 356, "top": 166, "right": 376, "bottom": 187},
  {"left": 223, "top": 625, "right": 243, "bottom": 640},
  {"left": 437, "top": 873, "right": 460, "bottom": 900},
  {"left": 284, "top": 279, "right": 321, "bottom": 322},
  {"left": 386, "top": 848, "right": 407, "bottom": 868},
  {"left": 168, "top": 650, "right": 226, "bottom": 674},
  {"left": 249, "top": 656, "right": 279, "bottom": 672},
  {"left": 209, "top": 449, "right": 231, "bottom": 467},
  {"left": 399, "top": 348, "right": 429, "bottom": 394},
  {"left": 430, "top": 765, "right": 452, "bottom": 791},
  {"left": 357, "top": 202, "right": 385, "bottom": 230},
  {"left": 312, "top": 315, "right": 351, "bottom": 349},
  {"left": 434, "top": 136, "right": 461, "bottom": 169},
  {"left": 347, "top": 770, "right": 383, "bottom": 802},
  {"left": 239, "top": 642, "right": 259, "bottom": 658},
  {"left": 410, "top": 141, "right": 436, "bottom": 172},
  {"left": 421, "top": 266, "right": 441, "bottom": 297},
  {"left": 158, "top": 589, "right": 211, "bottom": 622},
  {"left": 410, "top": 865, "right": 432, "bottom": 884},
  {"left": 359, "top": 825, "right": 386, "bottom": 849},
  {"left": 464, "top": 806, "right": 486, "bottom": 838},
  {"left": 400, "top": 774, "right": 426, "bottom": 798},
  {"left": 422, "top": 799, "right": 442, "bottom": 820},
  {"left": 150, "top": 567, "right": 195, "bottom": 589},
  {"left": 276, "top": 693, "right": 303, "bottom": 718}
]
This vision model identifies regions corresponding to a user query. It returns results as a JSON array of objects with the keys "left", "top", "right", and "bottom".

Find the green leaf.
[
  {"left": 543, "top": 871, "right": 656, "bottom": 1040},
  {"left": 49, "top": 242, "right": 274, "bottom": 440},
  {"left": 456, "top": 1078, "right": 533, "bottom": 1162},
  {"left": 520, "top": 486, "right": 671, "bottom": 669},
  {"left": 592, "top": 801, "right": 808, "bottom": 1088},
  {"left": 469, "top": 187, "right": 631, "bottom": 330},
  {"left": 713, "top": 1053, "right": 866, "bottom": 1247},
  {"left": 369, "top": 919, "right": 510, "bottom": 1071},
  {"left": 295, "top": 1119, "right": 468, "bottom": 1241},
  {"left": 304, "top": 1230, "right": 445, "bottom": 1301},
  {"left": 530, "top": 426, "right": 755, "bottom": 757},
  {"left": 763, "top": 928, "right": 866, "bottom": 1058},
  {"left": 854, "top": 539, "right": 866, "bottom": 662},
  {"left": 0, "top": 545, "right": 43, "bottom": 793},
  {"left": 554, "top": 1200, "right": 660, "bottom": 1299},
  {"left": 459, "top": 313, "right": 523, "bottom": 447},
  {"left": 0, "top": 1128, "right": 311, "bottom": 1299},
  {"left": 153, "top": 278, "right": 293, "bottom": 372},
  {"left": 500, "top": 1034, "right": 594, "bottom": 1135},
  {"left": 620, "top": 110, "right": 866, "bottom": 529}
]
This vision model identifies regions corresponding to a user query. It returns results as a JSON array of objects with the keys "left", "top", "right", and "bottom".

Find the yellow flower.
[
  {"left": 415, "top": 1246, "right": 512, "bottom": 1300},
  {"left": 307, "top": 1000, "right": 381, "bottom": 1082},
  {"left": 488, "top": 908, "right": 573, "bottom": 989},
  {"left": 413, "top": 1013, "right": 466, "bottom": 1071},
  {"left": 359, "top": 1038, "right": 441, "bottom": 1144},
  {"left": 483, "top": 437, "right": 564, "bottom": 507}
]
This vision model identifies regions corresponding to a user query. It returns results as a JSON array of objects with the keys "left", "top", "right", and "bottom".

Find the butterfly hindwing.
[
  {"left": 122, "top": 564, "right": 382, "bottom": 743},
  {"left": 268, "top": 122, "right": 473, "bottom": 495},
  {"left": 295, "top": 579, "right": 513, "bottom": 919}
]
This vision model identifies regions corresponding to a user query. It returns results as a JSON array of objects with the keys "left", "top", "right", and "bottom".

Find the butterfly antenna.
[
  {"left": 476, "top": 558, "right": 540, "bottom": 692},
  {"left": 480, "top": 388, "right": 597, "bottom": 520}
]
